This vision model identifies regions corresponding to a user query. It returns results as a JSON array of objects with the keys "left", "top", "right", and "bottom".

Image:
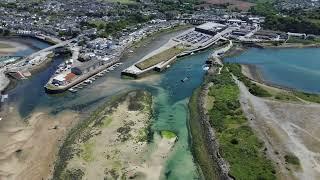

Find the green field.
[
  {"left": 136, "top": 46, "right": 186, "bottom": 70},
  {"left": 207, "top": 67, "right": 276, "bottom": 179}
]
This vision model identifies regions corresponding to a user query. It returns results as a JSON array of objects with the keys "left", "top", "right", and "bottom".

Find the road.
[{"left": 27, "top": 38, "right": 76, "bottom": 60}]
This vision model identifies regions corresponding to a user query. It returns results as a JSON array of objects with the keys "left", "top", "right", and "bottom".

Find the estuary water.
[
  {"left": 224, "top": 47, "right": 320, "bottom": 93},
  {"left": 1, "top": 31, "right": 210, "bottom": 179}
]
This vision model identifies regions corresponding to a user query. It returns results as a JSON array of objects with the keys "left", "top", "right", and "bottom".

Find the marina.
[{"left": 63, "top": 62, "right": 123, "bottom": 93}]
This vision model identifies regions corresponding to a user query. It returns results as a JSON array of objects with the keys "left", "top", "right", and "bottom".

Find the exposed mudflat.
[
  {"left": 237, "top": 79, "right": 320, "bottom": 180},
  {"left": 55, "top": 91, "right": 177, "bottom": 180},
  {"left": 0, "top": 40, "right": 28, "bottom": 55},
  {"left": 0, "top": 107, "right": 79, "bottom": 180}
]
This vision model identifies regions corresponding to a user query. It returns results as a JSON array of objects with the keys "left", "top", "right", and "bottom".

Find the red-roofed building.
[{"left": 65, "top": 73, "right": 76, "bottom": 83}]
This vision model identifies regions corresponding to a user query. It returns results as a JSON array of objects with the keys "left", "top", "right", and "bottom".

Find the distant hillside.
[{"left": 199, "top": 0, "right": 256, "bottom": 11}]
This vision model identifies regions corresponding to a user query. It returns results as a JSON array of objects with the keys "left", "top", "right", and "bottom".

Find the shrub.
[{"left": 284, "top": 154, "right": 300, "bottom": 166}]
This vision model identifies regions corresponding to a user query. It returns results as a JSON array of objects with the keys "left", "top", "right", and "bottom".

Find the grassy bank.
[
  {"left": 226, "top": 63, "right": 271, "bottom": 97},
  {"left": 207, "top": 67, "right": 276, "bottom": 179},
  {"left": 287, "top": 36, "right": 320, "bottom": 45},
  {"left": 189, "top": 87, "right": 219, "bottom": 180},
  {"left": 227, "top": 63, "right": 320, "bottom": 103},
  {"left": 293, "top": 91, "right": 320, "bottom": 103},
  {"left": 136, "top": 45, "right": 186, "bottom": 70}
]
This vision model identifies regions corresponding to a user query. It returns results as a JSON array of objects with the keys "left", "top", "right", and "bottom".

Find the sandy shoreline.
[
  {"left": 53, "top": 90, "right": 177, "bottom": 179},
  {"left": 0, "top": 39, "right": 29, "bottom": 93},
  {"left": 0, "top": 39, "right": 28, "bottom": 56},
  {"left": 0, "top": 70, "right": 10, "bottom": 93},
  {"left": 0, "top": 106, "right": 79, "bottom": 180},
  {"left": 237, "top": 78, "right": 320, "bottom": 179},
  {"left": 241, "top": 64, "right": 309, "bottom": 93},
  {"left": 0, "top": 28, "right": 185, "bottom": 180}
]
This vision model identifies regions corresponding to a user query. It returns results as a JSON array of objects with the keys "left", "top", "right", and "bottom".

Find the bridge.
[
  {"left": 4, "top": 37, "right": 77, "bottom": 74},
  {"left": 26, "top": 38, "right": 76, "bottom": 60}
]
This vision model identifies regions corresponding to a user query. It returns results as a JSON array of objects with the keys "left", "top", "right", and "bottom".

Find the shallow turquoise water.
[
  {"left": 224, "top": 47, "right": 320, "bottom": 93},
  {"left": 152, "top": 52, "right": 210, "bottom": 180},
  {"left": 3, "top": 35, "right": 210, "bottom": 179}
]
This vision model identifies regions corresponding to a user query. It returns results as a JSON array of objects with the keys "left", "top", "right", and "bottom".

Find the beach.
[
  {"left": 0, "top": 106, "right": 79, "bottom": 180},
  {"left": 237, "top": 78, "right": 320, "bottom": 179},
  {"left": 0, "top": 69, "right": 10, "bottom": 92},
  {"left": 0, "top": 39, "right": 28, "bottom": 56},
  {"left": 53, "top": 90, "right": 177, "bottom": 179}
]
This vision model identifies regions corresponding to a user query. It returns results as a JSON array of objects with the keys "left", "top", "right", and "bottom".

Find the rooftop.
[{"left": 196, "top": 22, "right": 225, "bottom": 31}]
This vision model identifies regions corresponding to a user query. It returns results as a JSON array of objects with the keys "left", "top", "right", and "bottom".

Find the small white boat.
[
  {"left": 203, "top": 66, "right": 210, "bottom": 71},
  {"left": 69, "top": 88, "right": 77, "bottom": 93},
  {"left": 181, "top": 77, "right": 190, "bottom": 82}
]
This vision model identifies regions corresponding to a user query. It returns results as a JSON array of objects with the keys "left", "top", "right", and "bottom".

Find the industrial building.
[{"left": 195, "top": 22, "right": 227, "bottom": 36}]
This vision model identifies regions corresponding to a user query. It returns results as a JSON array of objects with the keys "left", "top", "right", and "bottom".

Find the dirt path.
[{"left": 235, "top": 78, "right": 320, "bottom": 180}]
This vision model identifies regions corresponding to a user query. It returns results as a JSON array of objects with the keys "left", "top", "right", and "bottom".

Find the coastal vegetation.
[
  {"left": 189, "top": 87, "right": 219, "bottom": 180},
  {"left": 206, "top": 67, "right": 276, "bottom": 179},
  {"left": 293, "top": 91, "right": 320, "bottom": 103},
  {"left": 160, "top": 130, "right": 177, "bottom": 139},
  {"left": 226, "top": 63, "right": 271, "bottom": 97},
  {"left": 250, "top": 1, "right": 320, "bottom": 34},
  {"left": 52, "top": 90, "right": 153, "bottom": 179},
  {"left": 227, "top": 63, "right": 320, "bottom": 103},
  {"left": 284, "top": 153, "right": 300, "bottom": 166},
  {"left": 136, "top": 45, "right": 186, "bottom": 70},
  {"left": 287, "top": 36, "right": 320, "bottom": 45}
]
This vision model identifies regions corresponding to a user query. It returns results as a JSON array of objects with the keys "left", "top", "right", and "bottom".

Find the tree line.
[{"left": 250, "top": 1, "right": 320, "bottom": 35}]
